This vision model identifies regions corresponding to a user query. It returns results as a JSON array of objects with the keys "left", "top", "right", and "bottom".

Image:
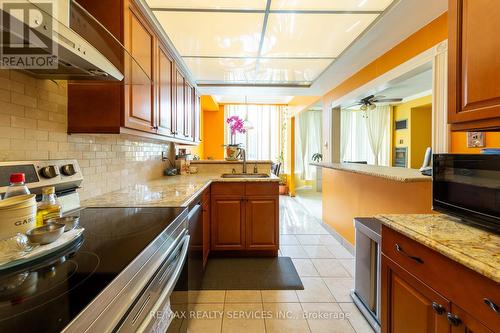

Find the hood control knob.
[
  {"left": 61, "top": 164, "right": 76, "bottom": 176},
  {"left": 40, "top": 166, "right": 59, "bottom": 179}
]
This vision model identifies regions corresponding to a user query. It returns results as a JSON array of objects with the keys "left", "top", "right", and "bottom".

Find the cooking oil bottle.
[{"left": 36, "top": 187, "right": 62, "bottom": 226}]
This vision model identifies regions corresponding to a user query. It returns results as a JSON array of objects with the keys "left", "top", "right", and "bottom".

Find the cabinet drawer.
[
  {"left": 382, "top": 226, "right": 500, "bottom": 331},
  {"left": 245, "top": 182, "right": 279, "bottom": 196},
  {"left": 211, "top": 183, "right": 244, "bottom": 196}
]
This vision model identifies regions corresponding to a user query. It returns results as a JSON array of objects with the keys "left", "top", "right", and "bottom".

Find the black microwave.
[{"left": 433, "top": 154, "right": 500, "bottom": 233}]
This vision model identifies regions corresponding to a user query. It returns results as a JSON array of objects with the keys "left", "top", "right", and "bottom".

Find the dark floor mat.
[{"left": 199, "top": 257, "right": 303, "bottom": 290}]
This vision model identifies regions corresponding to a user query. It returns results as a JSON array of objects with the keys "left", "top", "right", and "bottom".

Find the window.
[
  {"left": 341, "top": 109, "right": 390, "bottom": 166},
  {"left": 224, "top": 104, "right": 286, "bottom": 161}
]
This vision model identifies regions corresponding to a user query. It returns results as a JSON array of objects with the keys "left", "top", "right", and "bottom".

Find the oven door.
[{"left": 116, "top": 230, "right": 190, "bottom": 333}]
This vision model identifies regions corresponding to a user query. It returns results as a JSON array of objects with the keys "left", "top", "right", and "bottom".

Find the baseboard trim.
[{"left": 319, "top": 221, "right": 355, "bottom": 255}]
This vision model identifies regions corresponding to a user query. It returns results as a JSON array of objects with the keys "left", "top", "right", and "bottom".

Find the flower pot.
[
  {"left": 279, "top": 185, "right": 289, "bottom": 195},
  {"left": 225, "top": 145, "right": 239, "bottom": 161}
]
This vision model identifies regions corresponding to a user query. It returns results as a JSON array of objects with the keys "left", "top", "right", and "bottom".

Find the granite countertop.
[
  {"left": 81, "top": 173, "right": 279, "bottom": 208},
  {"left": 312, "top": 162, "right": 431, "bottom": 183},
  {"left": 376, "top": 214, "right": 500, "bottom": 283},
  {"left": 190, "top": 160, "right": 273, "bottom": 164}
]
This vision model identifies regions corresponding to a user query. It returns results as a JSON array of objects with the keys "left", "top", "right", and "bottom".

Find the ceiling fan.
[{"left": 345, "top": 95, "right": 403, "bottom": 111}]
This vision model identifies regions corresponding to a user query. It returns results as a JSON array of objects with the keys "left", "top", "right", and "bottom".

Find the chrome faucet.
[{"left": 239, "top": 148, "right": 247, "bottom": 174}]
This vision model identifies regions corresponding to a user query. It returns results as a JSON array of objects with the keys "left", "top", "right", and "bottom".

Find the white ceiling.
[
  {"left": 146, "top": 0, "right": 394, "bottom": 86},
  {"left": 341, "top": 61, "right": 433, "bottom": 109}
]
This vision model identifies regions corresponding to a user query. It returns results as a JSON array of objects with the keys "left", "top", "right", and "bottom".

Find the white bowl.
[{"left": 0, "top": 194, "right": 37, "bottom": 240}]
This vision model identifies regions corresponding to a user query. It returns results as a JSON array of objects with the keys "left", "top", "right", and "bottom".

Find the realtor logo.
[{"left": 0, "top": 0, "right": 58, "bottom": 69}]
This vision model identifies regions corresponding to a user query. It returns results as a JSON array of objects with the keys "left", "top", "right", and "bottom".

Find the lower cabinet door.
[
  {"left": 382, "top": 255, "right": 450, "bottom": 333},
  {"left": 245, "top": 197, "right": 278, "bottom": 250},
  {"left": 449, "top": 305, "right": 494, "bottom": 333},
  {"left": 211, "top": 197, "right": 245, "bottom": 251},
  {"left": 202, "top": 199, "right": 210, "bottom": 268}
]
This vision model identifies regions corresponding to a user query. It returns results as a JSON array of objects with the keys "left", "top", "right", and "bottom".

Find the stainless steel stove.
[{"left": 0, "top": 161, "right": 190, "bottom": 333}]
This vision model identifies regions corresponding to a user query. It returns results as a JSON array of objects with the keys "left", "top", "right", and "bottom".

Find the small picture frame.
[{"left": 467, "top": 132, "right": 485, "bottom": 148}]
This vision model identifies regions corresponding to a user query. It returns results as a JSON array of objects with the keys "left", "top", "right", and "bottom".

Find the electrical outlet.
[{"left": 467, "top": 132, "right": 485, "bottom": 148}]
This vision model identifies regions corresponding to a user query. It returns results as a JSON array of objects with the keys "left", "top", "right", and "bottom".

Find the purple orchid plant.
[{"left": 226, "top": 115, "right": 246, "bottom": 145}]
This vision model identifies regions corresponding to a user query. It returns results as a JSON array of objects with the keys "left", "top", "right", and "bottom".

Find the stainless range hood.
[{"left": 0, "top": 0, "right": 124, "bottom": 81}]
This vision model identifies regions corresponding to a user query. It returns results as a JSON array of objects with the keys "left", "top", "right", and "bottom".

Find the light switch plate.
[{"left": 467, "top": 132, "right": 485, "bottom": 148}]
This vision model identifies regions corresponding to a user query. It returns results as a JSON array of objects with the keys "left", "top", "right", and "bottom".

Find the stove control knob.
[
  {"left": 40, "top": 165, "right": 59, "bottom": 179},
  {"left": 60, "top": 164, "right": 76, "bottom": 176}
]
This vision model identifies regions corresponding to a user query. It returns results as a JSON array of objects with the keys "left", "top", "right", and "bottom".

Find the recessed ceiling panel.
[
  {"left": 214, "top": 95, "right": 294, "bottom": 104},
  {"left": 256, "top": 58, "right": 331, "bottom": 83},
  {"left": 154, "top": 12, "right": 263, "bottom": 56},
  {"left": 270, "top": 0, "right": 393, "bottom": 11},
  {"left": 147, "top": 0, "right": 267, "bottom": 10},
  {"left": 183, "top": 57, "right": 257, "bottom": 83},
  {"left": 262, "top": 13, "right": 378, "bottom": 57}
]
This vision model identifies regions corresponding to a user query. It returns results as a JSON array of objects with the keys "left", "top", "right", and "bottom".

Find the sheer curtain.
[
  {"left": 365, "top": 105, "right": 390, "bottom": 165},
  {"left": 225, "top": 104, "right": 285, "bottom": 161},
  {"left": 296, "top": 110, "right": 322, "bottom": 180},
  {"left": 342, "top": 107, "right": 390, "bottom": 166}
]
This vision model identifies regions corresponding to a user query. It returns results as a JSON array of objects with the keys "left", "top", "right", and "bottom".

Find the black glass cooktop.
[{"left": 0, "top": 207, "right": 186, "bottom": 333}]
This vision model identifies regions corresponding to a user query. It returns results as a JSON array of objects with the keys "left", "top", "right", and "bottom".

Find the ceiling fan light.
[
  {"left": 369, "top": 104, "right": 376, "bottom": 110},
  {"left": 360, "top": 104, "right": 367, "bottom": 111}
]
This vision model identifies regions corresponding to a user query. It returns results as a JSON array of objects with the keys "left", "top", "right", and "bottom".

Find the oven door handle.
[{"left": 137, "top": 234, "right": 190, "bottom": 332}]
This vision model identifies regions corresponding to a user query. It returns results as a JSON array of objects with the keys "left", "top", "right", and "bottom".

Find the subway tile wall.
[{"left": 0, "top": 70, "right": 171, "bottom": 201}]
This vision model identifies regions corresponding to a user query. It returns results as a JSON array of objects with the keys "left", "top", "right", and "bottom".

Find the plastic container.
[
  {"left": 36, "top": 187, "right": 62, "bottom": 227},
  {"left": 0, "top": 194, "right": 37, "bottom": 240},
  {"left": 4, "top": 173, "right": 30, "bottom": 199}
]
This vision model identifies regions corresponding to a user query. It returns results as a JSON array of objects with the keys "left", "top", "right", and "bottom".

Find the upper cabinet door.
[
  {"left": 157, "top": 43, "right": 174, "bottom": 136},
  {"left": 448, "top": 0, "right": 500, "bottom": 131},
  {"left": 175, "top": 68, "right": 185, "bottom": 138},
  {"left": 184, "top": 82, "right": 194, "bottom": 141},
  {"left": 195, "top": 93, "right": 202, "bottom": 142},
  {"left": 124, "top": 2, "right": 155, "bottom": 133}
]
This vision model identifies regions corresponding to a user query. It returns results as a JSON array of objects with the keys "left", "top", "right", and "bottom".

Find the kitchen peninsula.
[
  {"left": 313, "top": 162, "right": 432, "bottom": 246},
  {"left": 83, "top": 161, "right": 280, "bottom": 258}
]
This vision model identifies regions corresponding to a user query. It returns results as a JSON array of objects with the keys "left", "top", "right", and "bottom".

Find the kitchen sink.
[{"left": 221, "top": 173, "right": 270, "bottom": 178}]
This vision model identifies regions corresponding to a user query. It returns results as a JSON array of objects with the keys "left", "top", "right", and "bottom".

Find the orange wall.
[
  {"left": 450, "top": 132, "right": 500, "bottom": 153},
  {"left": 319, "top": 13, "right": 447, "bottom": 244},
  {"left": 203, "top": 105, "right": 225, "bottom": 160},
  {"left": 324, "top": 13, "right": 448, "bottom": 102},
  {"left": 322, "top": 169, "right": 432, "bottom": 245}
]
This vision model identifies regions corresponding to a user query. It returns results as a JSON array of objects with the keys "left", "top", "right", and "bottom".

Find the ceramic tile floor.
[{"left": 175, "top": 195, "right": 374, "bottom": 333}]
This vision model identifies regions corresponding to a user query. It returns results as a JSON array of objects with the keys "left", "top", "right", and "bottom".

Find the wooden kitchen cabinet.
[
  {"left": 448, "top": 0, "right": 500, "bottom": 131},
  {"left": 68, "top": 0, "right": 199, "bottom": 144},
  {"left": 381, "top": 226, "right": 500, "bottom": 333},
  {"left": 211, "top": 196, "right": 245, "bottom": 251},
  {"left": 123, "top": 3, "right": 155, "bottom": 133},
  {"left": 202, "top": 189, "right": 210, "bottom": 268},
  {"left": 194, "top": 93, "right": 201, "bottom": 143},
  {"left": 156, "top": 43, "right": 174, "bottom": 137},
  {"left": 245, "top": 197, "right": 279, "bottom": 250},
  {"left": 210, "top": 182, "right": 279, "bottom": 254},
  {"left": 450, "top": 305, "right": 494, "bottom": 333},
  {"left": 184, "top": 81, "right": 194, "bottom": 141},
  {"left": 381, "top": 254, "right": 450, "bottom": 333}
]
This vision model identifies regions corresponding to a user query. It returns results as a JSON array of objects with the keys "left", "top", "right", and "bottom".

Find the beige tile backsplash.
[{"left": 0, "top": 70, "right": 171, "bottom": 201}]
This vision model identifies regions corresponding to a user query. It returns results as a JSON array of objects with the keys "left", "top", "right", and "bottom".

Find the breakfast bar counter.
[{"left": 314, "top": 162, "right": 433, "bottom": 245}]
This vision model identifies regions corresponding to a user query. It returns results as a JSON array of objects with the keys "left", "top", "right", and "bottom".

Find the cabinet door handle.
[
  {"left": 446, "top": 313, "right": 461, "bottom": 326},
  {"left": 394, "top": 244, "right": 424, "bottom": 264},
  {"left": 484, "top": 298, "right": 500, "bottom": 314},
  {"left": 431, "top": 302, "right": 445, "bottom": 315}
]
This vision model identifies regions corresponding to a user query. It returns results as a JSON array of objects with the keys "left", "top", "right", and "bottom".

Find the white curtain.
[
  {"left": 341, "top": 107, "right": 390, "bottom": 166},
  {"left": 340, "top": 109, "right": 352, "bottom": 162},
  {"left": 296, "top": 110, "right": 322, "bottom": 180},
  {"left": 365, "top": 105, "right": 390, "bottom": 165},
  {"left": 225, "top": 104, "right": 284, "bottom": 161}
]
